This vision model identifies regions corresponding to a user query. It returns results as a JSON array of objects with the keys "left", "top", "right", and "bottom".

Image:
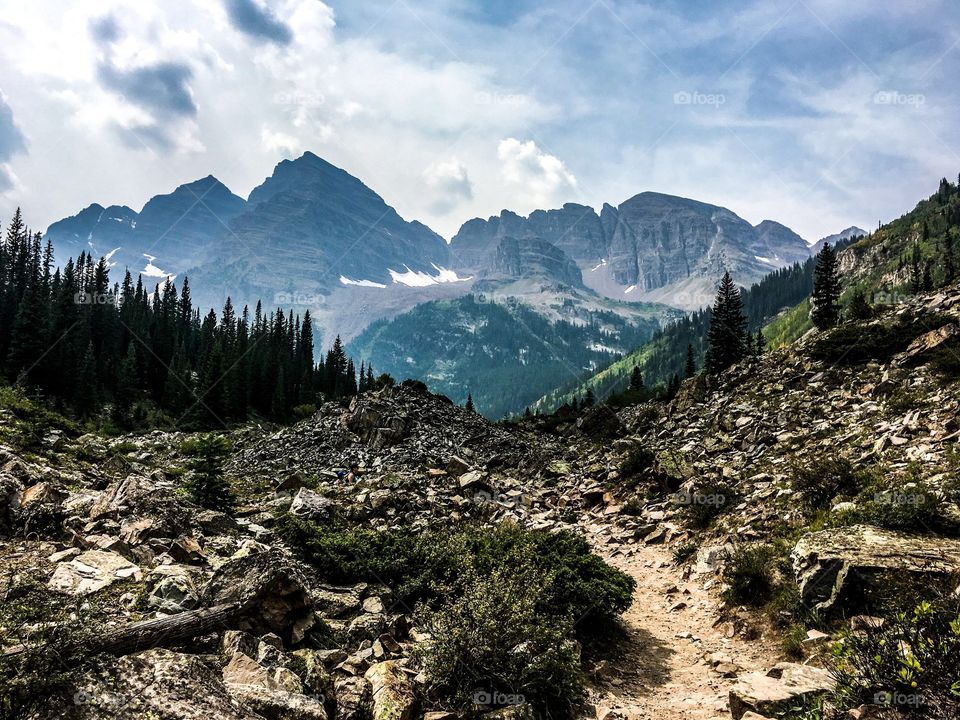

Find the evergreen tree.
[
  {"left": 465, "top": 392, "right": 475, "bottom": 413},
  {"left": 684, "top": 344, "right": 696, "bottom": 378},
  {"left": 629, "top": 365, "right": 644, "bottom": 391},
  {"left": 584, "top": 388, "right": 595, "bottom": 407},
  {"left": 846, "top": 291, "right": 873, "bottom": 321},
  {"left": 943, "top": 233, "right": 956, "bottom": 286},
  {"left": 922, "top": 263, "right": 933, "bottom": 292},
  {"left": 183, "top": 434, "right": 234, "bottom": 511},
  {"left": 811, "top": 243, "right": 841, "bottom": 330},
  {"left": 910, "top": 243, "right": 922, "bottom": 293},
  {"left": 706, "top": 271, "right": 748, "bottom": 373}
]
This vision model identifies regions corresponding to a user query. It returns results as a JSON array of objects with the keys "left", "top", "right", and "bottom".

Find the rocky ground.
[{"left": 2, "top": 290, "right": 960, "bottom": 720}]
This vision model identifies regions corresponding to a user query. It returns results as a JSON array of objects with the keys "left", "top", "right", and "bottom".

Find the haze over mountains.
[{"left": 43, "top": 151, "right": 863, "bottom": 415}]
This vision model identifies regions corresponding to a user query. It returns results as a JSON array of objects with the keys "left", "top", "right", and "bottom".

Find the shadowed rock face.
[
  {"left": 230, "top": 151, "right": 450, "bottom": 289},
  {"left": 487, "top": 235, "right": 583, "bottom": 287},
  {"left": 45, "top": 177, "right": 247, "bottom": 274},
  {"left": 450, "top": 192, "right": 814, "bottom": 299}
]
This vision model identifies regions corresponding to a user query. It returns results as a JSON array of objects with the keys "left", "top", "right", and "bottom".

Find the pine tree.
[
  {"left": 846, "top": 290, "right": 873, "bottom": 321},
  {"left": 684, "top": 344, "right": 696, "bottom": 378},
  {"left": 183, "top": 434, "right": 234, "bottom": 511},
  {"left": 944, "top": 233, "right": 956, "bottom": 286},
  {"left": 584, "top": 388, "right": 595, "bottom": 407},
  {"left": 910, "top": 243, "right": 922, "bottom": 293},
  {"left": 629, "top": 365, "right": 644, "bottom": 391},
  {"left": 811, "top": 243, "right": 841, "bottom": 330},
  {"left": 706, "top": 271, "right": 747, "bottom": 373},
  {"left": 465, "top": 393, "right": 474, "bottom": 413}
]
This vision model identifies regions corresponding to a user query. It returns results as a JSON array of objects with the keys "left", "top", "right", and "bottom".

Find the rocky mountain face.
[
  {"left": 483, "top": 235, "right": 584, "bottom": 288},
  {"left": 45, "top": 153, "right": 466, "bottom": 345},
  {"left": 204, "top": 152, "right": 451, "bottom": 294},
  {"left": 45, "top": 176, "right": 247, "bottom": 277},
  {"left": 450, "top": 193, "right": 827, "bottom": 310},
  {"left": 810, "top": 225, "right": 868, "bottom": 256}
]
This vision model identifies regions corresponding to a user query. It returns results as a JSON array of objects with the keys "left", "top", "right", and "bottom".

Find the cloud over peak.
[
  {"left": 0, "top": 94, "right": 27, "bottom": 191},
  {"left": 224, "top": 0, "right": 293, "bottom": 45}
]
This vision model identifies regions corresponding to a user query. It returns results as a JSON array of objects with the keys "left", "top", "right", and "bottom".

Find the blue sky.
[{"left": 0, "top": 0, "right": 958, "bottom": 242}]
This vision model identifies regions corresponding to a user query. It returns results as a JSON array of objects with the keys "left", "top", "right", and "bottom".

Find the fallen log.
[{"left": 2, "top": 602, "right": 243, "bottom": 660}]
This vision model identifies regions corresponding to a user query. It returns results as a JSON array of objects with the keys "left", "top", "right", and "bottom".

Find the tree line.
[{"left": 0, "top": 208, "right": 375, "bottom": 429}]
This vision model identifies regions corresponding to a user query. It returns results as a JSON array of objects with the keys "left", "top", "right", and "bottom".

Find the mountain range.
[{"left": 43, "top": 151, "right": 864, "bottom": 415}]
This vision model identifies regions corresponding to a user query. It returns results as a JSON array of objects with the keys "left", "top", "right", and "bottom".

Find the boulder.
[
  {"left": 48, "top": 550, "right": 141, "bottom": 595},
  {"left": 729, "top": 663, "right": 834, "bottom": 720},
  {"left": 333, "top": 676, "right": 373, "bottom": 720},
  {"left": 290, "top": 488, "right": 336, "bottom": 522},
  {"left": 364, "top": 661, "right": 416, "bottom": 720},
  {"left": 0, "top": 473, "right": 22, "bottom": 533},
  {"left": 222, "top": 651, "right": 328, "bottom": 720},
  {"left": 897, "top": 323, "right": 960, "bottom": 366},
  {"left": 72, "top": 648, "right": 257, "bottom": 720},
  {"left": 148, "top": 568, "right": 199, "bottom": 613},
  {"left": 792, "top": 525, "right": 960, "bottom": 612}
]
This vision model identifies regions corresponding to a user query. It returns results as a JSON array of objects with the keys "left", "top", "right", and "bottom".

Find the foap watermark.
[
  {"left": 874, "top": 690, "right": 922, "bottom": 708},
  {"left": 474, "top": 91, "right": 527, "bottom": 107},
  {"left": 872, "top": 491, "right": 927, "bottom": 507},
  {"left": 874, "top": 90, "right": 925, "bottom": 107},
  {"left": 671, "top": 490, "right": 726, "bottom": 507},
  {"left": 872, "top": 290, "right": 914, "bottom": 306},
  {"left": 274, "top": 291, "right": 326, "bottom": 307},
  {"left": 674, "top": 90, "right": 725, "bottom": 107},
  {"left": 472, "top": 489, "right": 526, "bottom": 509},
  {"left": 74, "top": 291, "right": 119, "bottom": 306},
  {"left": 274, "top": 91, "right": 325, "bottom": 107},
  {"left": 473, "top": 690, "right": 526, "bottom": 707}
]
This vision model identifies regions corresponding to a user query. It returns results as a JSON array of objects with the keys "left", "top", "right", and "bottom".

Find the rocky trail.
[{"left": 584, "top": 540, "right": 780, "bottom": 720}]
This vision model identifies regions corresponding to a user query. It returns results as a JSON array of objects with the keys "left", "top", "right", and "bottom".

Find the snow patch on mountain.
[
  {"left": 340, "top": 276, "right": 388, "bottom": 289},
  {"left": 388, "top": 264, "right": 471, "bottom": 287}
]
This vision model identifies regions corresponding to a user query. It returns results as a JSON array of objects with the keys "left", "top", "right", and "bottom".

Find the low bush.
[
  {"left": 276, "top": 516, "right": 635, "bottom": 636},
  {"left": 830, "top": 595, "right": 960, "bottom": 719},
  {"left": 277, "top": 516, "right": 635, "bottom": 718},
  {"left": 837, "top": 482, "right": 958, "bottom": 536},
  {"left": 415, "top": 565, "right": 584, "bottom": 717},
  {"left": 672, "top": 542, "right": 697, "bottom": 565},
  {"left": 808, "top": 311, "right": 955, "bottom": 366},
  {"left": 790, "top": 455, "right": 869, "bottom": 510},
  {"left": 721, "top": 545, "right": 776, "bottom": 606},
  {"left": 0, "top": 578, "right": 103, "bottom": 720},
  {"left": 619, "top": 445, "right": 655, "bottom": 478}
]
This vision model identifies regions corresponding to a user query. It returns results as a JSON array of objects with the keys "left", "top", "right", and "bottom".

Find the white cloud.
[
  {"left": 260, "top": 126, "right": 301, "bottom": 158},
  {"left": 423, "top": 158, "right": 473, "bottom": 214},
  {"left": 497, "top": 138, "right": 577, "bottom": 209}
]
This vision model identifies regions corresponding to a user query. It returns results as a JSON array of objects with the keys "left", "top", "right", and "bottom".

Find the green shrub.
[
  {"left": 837, "top": 481, "right": 958, "bottom": 536},
  {"left": 277, "top": 516, "right": 634, "bottom": 718},
  {"left": 790, "top": 455, "right": 868, "bottom": 510},
  {"left": 808, "top": 311, "right": 956, "bottom": 366},
  {"left": 276, "top": 516, "right": 634, "bottom": 635},
  {"left": 672, "top": 542, "right": 697, "bottom": 565},
  {"left": 414, "top": 565, "right": 584, "bottom": 717},
  {"left": 182, "top": 433, "right": 234, "bottom": 511},
  {"left": 619, "top": 445, "right": 655, "bottom": 478},
  {"left": 721, "top": 545, "right": 775, "bottom": 606},
  {"left": 292, "top": 404, "right": 318, "bottom": 420},
  {"left": 831, "top": 596, "right": 960, "bottom": 718},
  {"left": 0, "top": 578, "right": 103, "bottom": 719}
]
